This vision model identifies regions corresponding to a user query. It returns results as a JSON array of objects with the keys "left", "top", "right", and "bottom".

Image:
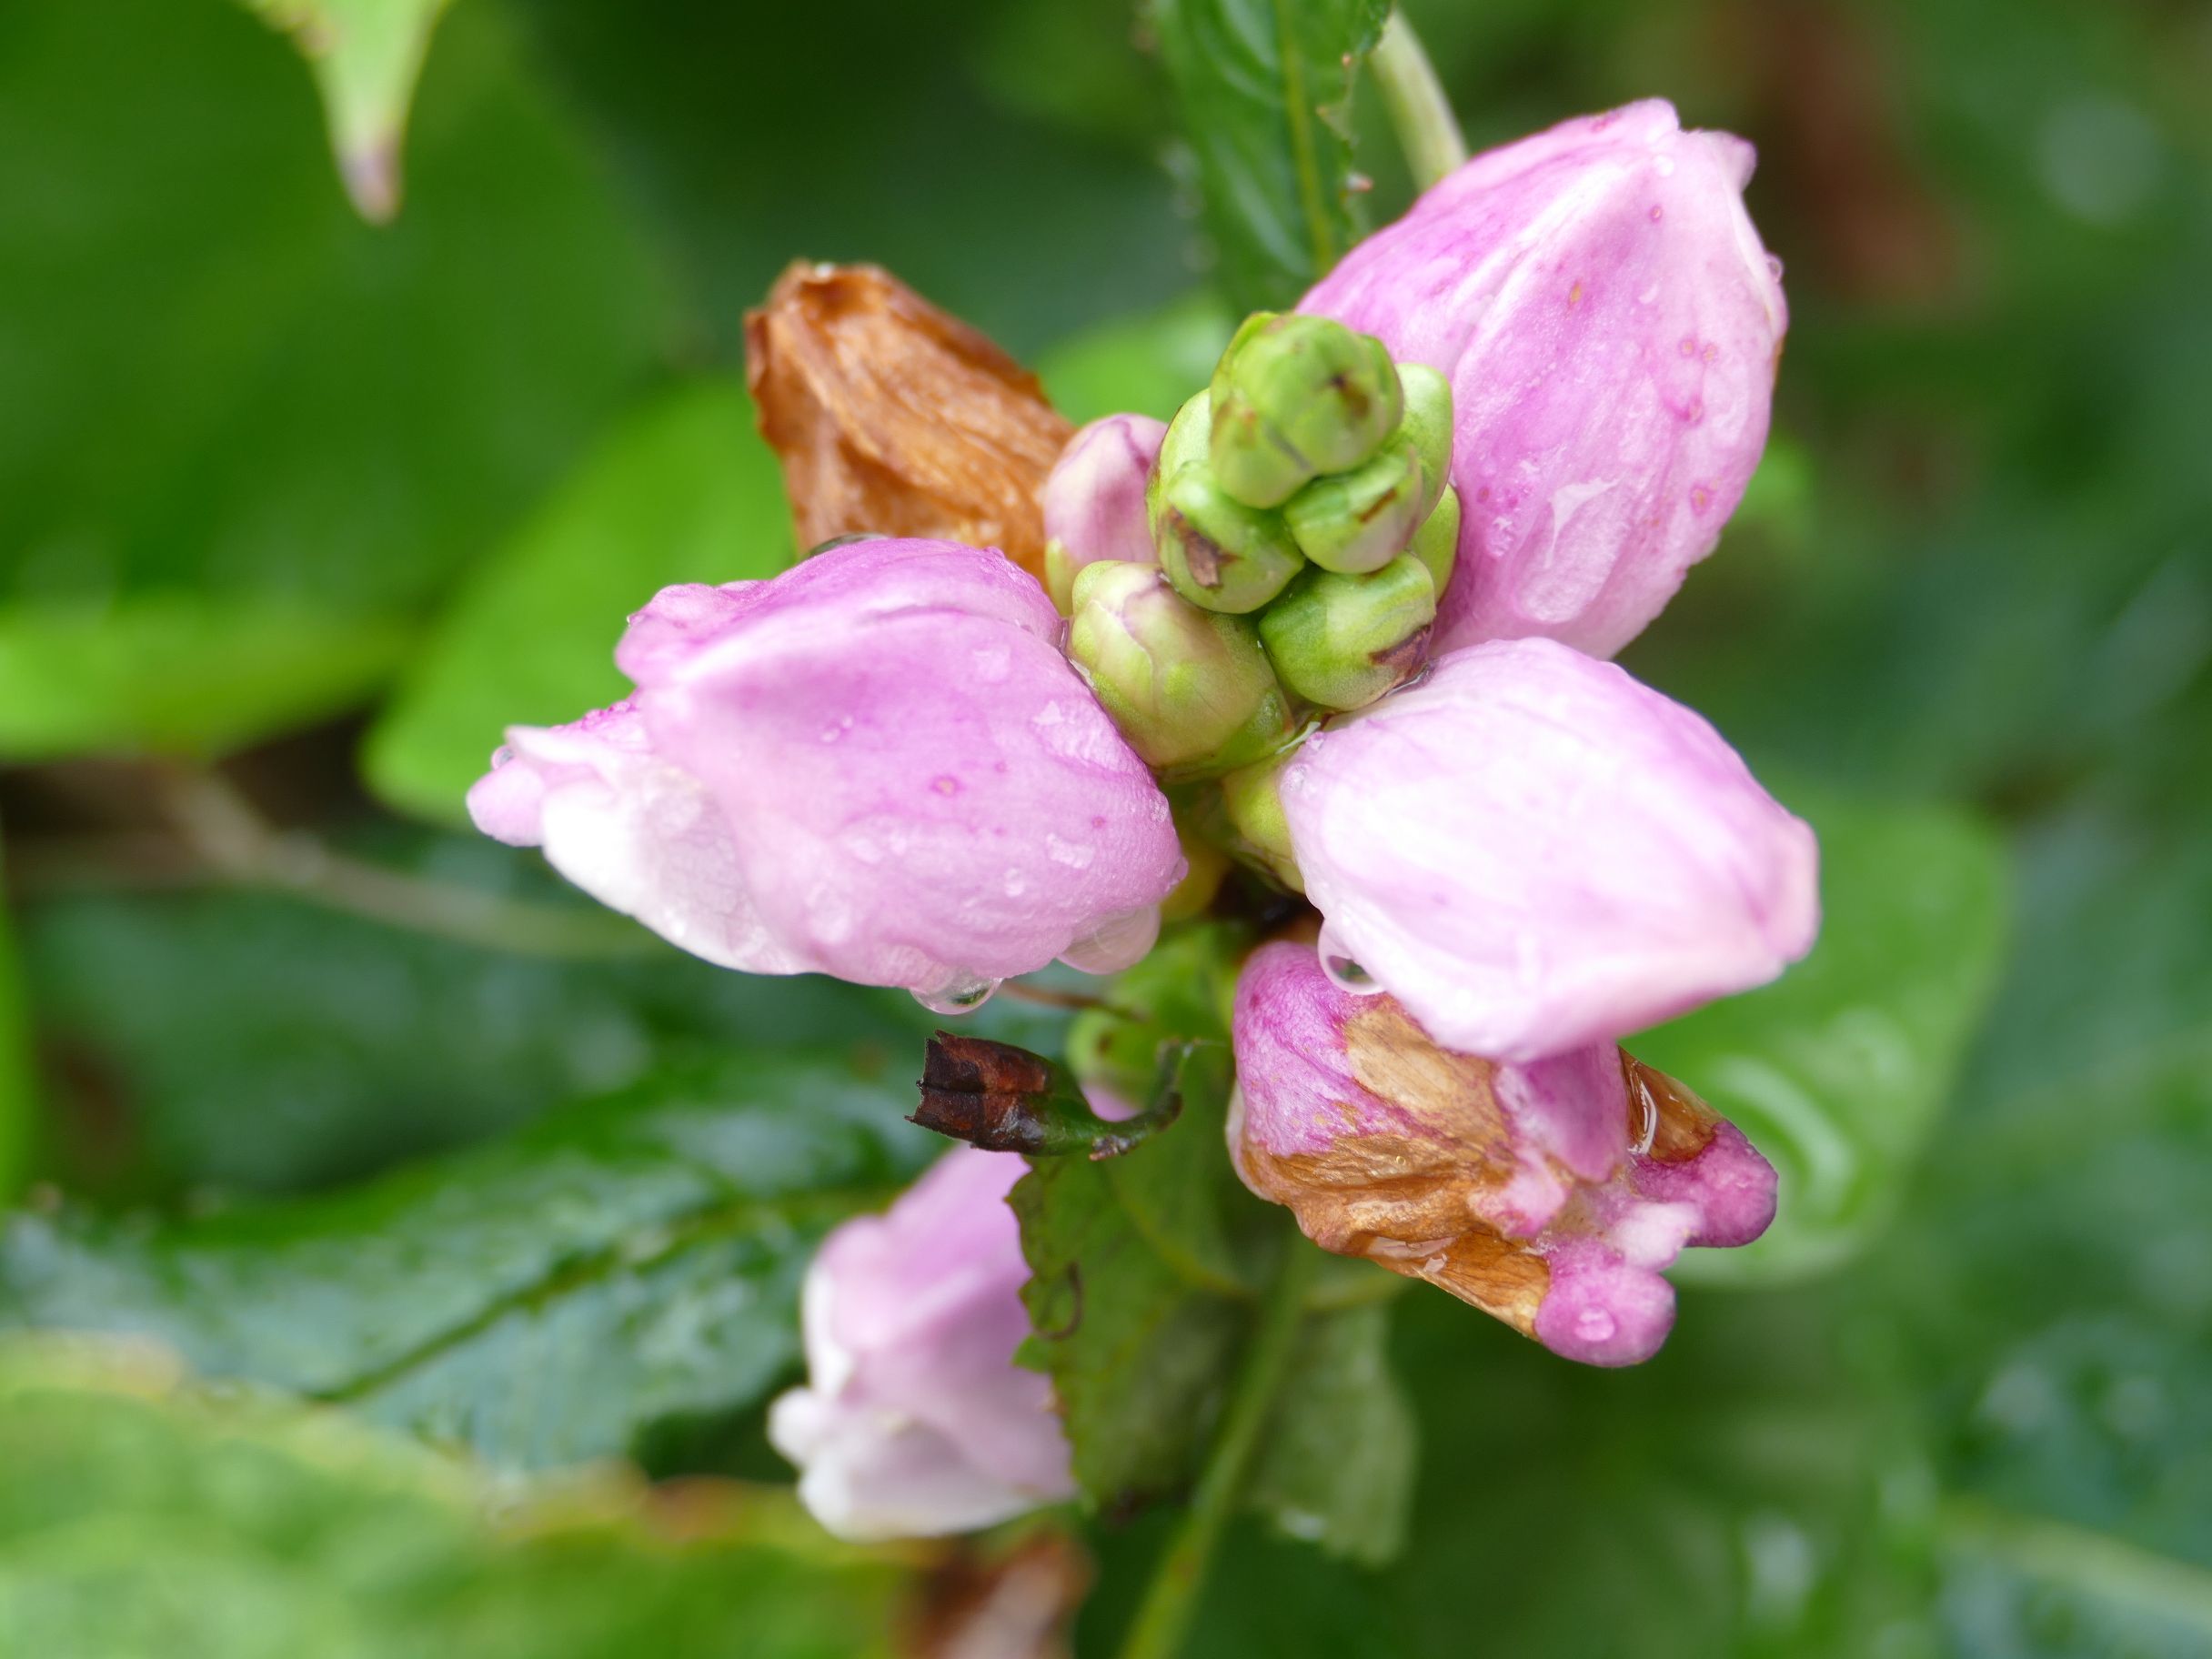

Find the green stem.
[
  {"left": 1118, "top": 1238, "right": 1322, "bottom": 1659},
  {"left": 1369, "top": 9, "right": 1467, "bottom": 192}
]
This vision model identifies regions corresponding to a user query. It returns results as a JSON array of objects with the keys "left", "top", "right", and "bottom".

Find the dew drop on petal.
[
  {"left": 1574, "top": 1307, "right": 1618, "bottom": 1345},
  {"left": 911, "top": 972, "right": 1000, "bottom": 1016},
  {"left": 1061, "top": 905, "right": 1161, "bottom": 975},
  {"left": 1317, "top": 920, "right": 1384, "bottom": 997}
]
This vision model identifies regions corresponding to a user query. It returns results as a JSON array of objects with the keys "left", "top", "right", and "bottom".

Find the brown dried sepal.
[
  {"left": 1233, "top": 1001, "right": 1717, "bottom": 1338},
  {"left": 914, "top": 1031, "right": 1061, "bottom": 1154},
  {"left": 746, "top": 263, "right": 1073, "bottom": 580}
]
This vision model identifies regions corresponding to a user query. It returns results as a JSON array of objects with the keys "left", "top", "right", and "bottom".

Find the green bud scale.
[
  {"left": 1066, "top": 561, "right": 1294, "bottom": 780},
  {"left": 1258, "top": 555, "right": 1437, "bottom": 712}
]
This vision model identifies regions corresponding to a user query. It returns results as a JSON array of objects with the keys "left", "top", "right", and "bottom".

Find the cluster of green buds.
[{"left": 1059, "top": 314, "right": 1460, "bottom": 888}]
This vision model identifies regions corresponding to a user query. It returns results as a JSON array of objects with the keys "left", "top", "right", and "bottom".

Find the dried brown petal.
[{"left": 745, "top": 262, "right": 1073, "bottom": 580}]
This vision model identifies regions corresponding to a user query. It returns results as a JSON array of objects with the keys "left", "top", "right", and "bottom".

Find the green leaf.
[
  {"left": 1631, "top": 792, "right": 2009, "bottom": 1283},
  {"left": 1381, "top": 1285, "right": 1936, "bottom": 1659},
  {"left": 1244, "top": 1300, "right": 1413, "bottom": 1565},
  {"left": 1885, "top": 816, "right": 2212, "bottom": 1653},
  {"left": 1011, "top": 1128, "right": 1250, "bottom": 1513},
  {"left": 0, "top": 598, "right": 409, "bottom": 761},
  {"left": 1038, "top": 292, "right": 1238, "bottom": 425},
  {"left": 1150, "top": 0, "right": 1393, "bottom": 312},
  {"left": 364, "top": 382, "right": 795, "bottom": 828},
  {"left": 0, "top": 835, "right": 30, "bottom": 1199},
  {"left": 0, "top": 0, "right": 669, "bottom": 759},
  {"left": 20, "top": 848, "right": 921, "bottom": 1198},
  {"left": 0, "top": 1337, "right": 909, "bottom": 1656},
  {"left": 241, "top": 0, "right": 458, "bottom": 221},
  {"left": 0, "top": 1054, "right": 934, "bottom": 1469}
]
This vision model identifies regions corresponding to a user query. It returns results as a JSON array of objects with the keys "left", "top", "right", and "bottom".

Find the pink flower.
[
  {"left": 1280, "top": 638, "right": 1818, "bottom": 1063},
  {"left": 1230, "top": 940, "right": 1775, "bottom": 1365},
  {"left": 1302, "top": 99, "right": 1786, "bottom": 659},
  {"left": 468, "top": 538, "right": 1185, "bottom": 999},
  {"left": 769, "top": 1146, "right": 1075, "bottom": 1538},
  {"left": 1041, "top": 414, "right": 1167, "bottom": 612}
]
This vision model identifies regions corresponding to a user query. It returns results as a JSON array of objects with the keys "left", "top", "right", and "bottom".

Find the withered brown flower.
[{"left": 745, "top": 262, "right": 1072, "bottom": 580}]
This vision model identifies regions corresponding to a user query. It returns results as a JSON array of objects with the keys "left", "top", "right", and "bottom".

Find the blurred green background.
[{"left": 1, "top": 0, "right": 2207, "bottom": 1654}]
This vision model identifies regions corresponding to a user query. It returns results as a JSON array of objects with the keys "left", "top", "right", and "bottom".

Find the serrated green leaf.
[
  {"left": 1151, "top": 0, "right": 1393, "bottom": 312},
  {"left": 242, "top": 0, "right": 457, "bottom": 221},
  {"left": 0, "top": 1337, "right": 909, "bottom": 1656},
  {"left": 1038, "top": 292, "right": 1238, "bottom": 425},
  {"left": 0, "top": 1055, "right": 934, "bottom": 1469},
  {"left": 364, "top": 381, "right": 794, "bottom": 828},
  {"left": 1012, "top": 1139, "right": 1250, "bottom": 1513},
  {"left": 1244, "top": 1301, "right": 1413, "bottom": 1565},
  {"left": 1633, "top": 793, "right": 2009, "bottom": 1284},
  {"left": 0, "top": 598, "right": 410, "bottom": 762}
]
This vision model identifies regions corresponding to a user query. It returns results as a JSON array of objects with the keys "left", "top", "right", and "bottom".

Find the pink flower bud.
[
  {"left": 769, "top": 1146, "right": 1074, "bottom": 1538},
  {"left": 1302, "top": 99, "right": 1787, "bottom": 659},
  {"left": 1229, "top": 940, "right": 1775, "bottom": 1365},
  {"left": 1280, "top": 638, "right": 1817, "bottom": 1062},
  {"left": 468, "top": 538, "right": 1184, "bottom": 996},
  {"left": 1041, "top": 414, "right": 1168, "bottom": 613}
]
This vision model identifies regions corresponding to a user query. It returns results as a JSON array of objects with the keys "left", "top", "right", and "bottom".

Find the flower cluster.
[{"left": 469, "top": 101, "right": 1811, "bottom": 1539}]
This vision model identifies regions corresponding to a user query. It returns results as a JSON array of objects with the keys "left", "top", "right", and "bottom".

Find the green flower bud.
[
  {"left": 1410, "top": 487, "right": 1461, "bottom": 596},
  {"left": 1151, "top": 390, "right": 1215, "bottom": 519},
  {"left": 1157, "top": 467, "right": 1306, "bottom": 614},
  {"left": 1257, "top": 554, "right": 1436, "bottom": 711},
  {"left": 1207, "top": 315, "right": 1404, "bottom": 508},
  {"left": 1067, "top": 560, "right": 1294, "bottom": 779},
  {"left": 1396, "top": 363, "right": 1454, "bottom": 517},
  {"left": 1281, "top": 436, "right": 1426, "bottom": 575},
  {"left": 1219, "top": 756, "right": 1303, "bottom": 891}
]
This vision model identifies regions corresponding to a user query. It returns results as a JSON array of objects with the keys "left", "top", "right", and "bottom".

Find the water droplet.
[
  {"left": 1574, "top": 1307, "right": 1618, "bottom": 1344},
  {"left": 1317, "top": 920, "right": 1384, "bottom": 997},
  {"left": 1627, "top": 1074, "right": 1659, "bottom": 1157},
  {"left": 1765, "top": 254, "right": 1785, "bottom": 283},
  {"left": 1061, "top": 905, "right": 1161, "bottom": 975},
  {"left": 911, "top": 973, "right": 1000, "bottom": 1016}
]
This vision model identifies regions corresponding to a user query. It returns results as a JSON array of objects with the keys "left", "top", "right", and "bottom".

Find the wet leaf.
[
  {"left": 0, "top": 1054, "right": 935, "bottom": 1469},
  {"left": 0, "top": 1337, "right": 911, "bottom": 1655},
  {"left": 1244, "top": 1300, "right": 1414, "bottom": 1565},
  {"left": 19, "top": 840, "right": 921, "bottom": 1199},
  {"left": 1150, "top": 0, "right": 1393, "bottom": 311}
]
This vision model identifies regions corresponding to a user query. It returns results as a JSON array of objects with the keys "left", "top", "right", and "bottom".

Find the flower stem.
[
  {"left": 1370, "top": 9, "right": 1467, "bottom": 192},
  {"left": 1117, "top": 1237, "right": 1322, "bottom": 1659}
]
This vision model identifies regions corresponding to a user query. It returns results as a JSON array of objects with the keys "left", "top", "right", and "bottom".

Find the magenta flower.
[
  {"left": 468, "top": 538, "right": 1185, "bottom": 1001},
  {"left": 1302, "top": 98, "right": 1786, "bottom": 659},
  {"left": 1280, "top": 637, "right": 1818, "bottom": 1064},
  {"left": 1041, "top": 413, "right": 1168, "bottom": 612},
  {"left": 769, "top": 1145, "right": 1075, "bottom": 1537},
  {"left": 1230, "top": 940, "right": 1775, "bottom": 1365}
]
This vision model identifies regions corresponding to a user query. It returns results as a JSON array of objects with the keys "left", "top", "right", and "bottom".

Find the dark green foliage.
[{"left": 1150, "top": 0, "right": 1393, "bottom": 311}]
